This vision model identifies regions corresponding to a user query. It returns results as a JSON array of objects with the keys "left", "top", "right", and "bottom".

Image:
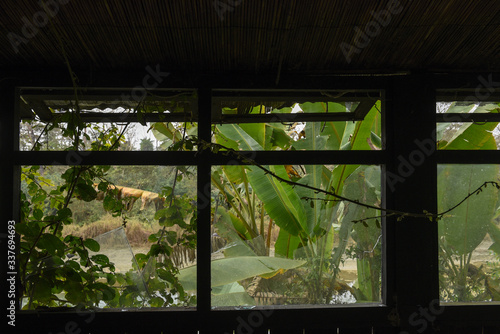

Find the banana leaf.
[
  {"left": 438, "top": 164, "right": 499, "bottom": 255},
  {"left": 274, "top": 229, "right": 302, "bottom": 258},
  {"left": 178, "top": 256, "right": 306, "bottom": 291},
  {"left": 440, "top": 122, "right": 499, "bottom": 150},
  {"left": 488, "top": 220, "right": 500, "bottom": 255},
  {"left": 215, "top": 124, "right": 262, "bottom": 150},
  {"left": 247, "top": 165, "right": 307, "bottom": 236}
]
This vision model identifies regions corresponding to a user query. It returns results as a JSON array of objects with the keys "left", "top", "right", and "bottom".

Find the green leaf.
[
  {"left": 33, "top": 208, "right": 44, "bottom": 221},
  {"left": 370, "top": 131, "right": 382, "bottom": 149},
  {"left": 32, "top": 278, "right": 53, "bottom": 302},
  {"left": 65, "top": 288, "right": 85, "bottom": 305},
  {"left": 149, "top": 296, "right": 165, "bottom": 307},
  {"left": 106, "top": 273, "right": 116, "bottom": 285},
  {"left": 63, "top": 266, "right": 82, "bottom": 282},
  {"left": 247, "top": 165, "right": 307, "bottom": 236},
  {"left": 215, "top": 124, "right": 263, "bottom": 150},
  {"left": 239, "top": 123, "right": 272, "bottom": 150},
  {"left": 166, "top": 231, "right": 177, "bottom": 245},
  {"left": 216, "top": 207, "right": 253, "bottom": 242},
  {"left": 158, "top": 269, "right": 176, "bottom": 284},
  {"left": 323, "top": 122, "right": 348, "bottom": 150},
  {"left": 16, "top": 222, "right": 40, "bottom": 238},
  {"left": 440, "top": 122, "right": 499, "bottom": 150},
  {"left": 350, "top": 104, "right": 380, "bottom": 150},
  {"left": 65, "top": 260, "right": 80, "bottom": 271},
  {"left": 76, "top": 182, "right": 97, "bottom": 202},
  {"left": 178, "top": 256, "right": 306, "bottom": 291},
  {"left": 84, "top": 238, "right": 100, "bottom": 252},
  {"left": 274, "top": 229, "right": 302, "bottom": 258},
  {"left": 91, "top": 254, "right": 110, "bottom": 266},
  {"left": 56, "top": 207, "right": 73, "bottom": 221},
  {"left": 488, "top": 221, "right": 500, "bottom": 256},
  {"left": 103, "top": 194, "right": 121, "bottom": 212},
  {"left": 89, "top": 282, "right": 116, "bottom": 301},
  {"left": 32, "top": 190, "right": 47, "bottom": 204},
  {"left": 152, "top": 122, "right": 175, "bottom": 141},
  {"left": 38, "top": 233, "right": 66, "bottom": 256},
  {"left": 438, "top": 164, "right": 499, "bottom": 254},
  {"left": 212, "top": 292, "right": 256, "bottom": 307},
  {"left": 295, "top": 165, "right": 325, "bottom": 235},
  {"left": 293, "top": 122, "right": 327, "bottom": 150},
  {"left": 222, "top": 165, "right": 248, "bottom": 184}
]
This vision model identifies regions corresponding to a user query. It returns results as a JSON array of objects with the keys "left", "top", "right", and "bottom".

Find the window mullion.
[
  {"left": 196, "top": 87, "right": 212, "bottom": 315},
  {"left": 385, "top": 75, "right": 438, "bottom": 329}
]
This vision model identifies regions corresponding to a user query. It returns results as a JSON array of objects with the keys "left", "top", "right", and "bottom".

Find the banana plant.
[
  {"left": 438, "top": 103, "right": 500, "bottom": 301},
  {"left": 211, "top": 101, "right": 382, "bottom": 304}
]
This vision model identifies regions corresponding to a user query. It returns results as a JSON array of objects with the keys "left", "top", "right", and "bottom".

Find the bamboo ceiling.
[{"left": 0, "top": 0, "right": 499, "bottom": 75}]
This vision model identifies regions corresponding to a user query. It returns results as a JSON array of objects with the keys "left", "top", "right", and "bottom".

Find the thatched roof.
[{"left": 0, "top": 0, "right": 499, "bottom": 75}]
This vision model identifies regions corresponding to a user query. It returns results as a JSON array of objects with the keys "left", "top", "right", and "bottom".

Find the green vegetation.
[{"left": 16, "top": 99, "right": 500, "bottom": 310}]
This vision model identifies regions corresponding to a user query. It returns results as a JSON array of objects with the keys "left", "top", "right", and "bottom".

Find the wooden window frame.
[{"left": 1, "top": 73, "right": 499, "bottom": 333}]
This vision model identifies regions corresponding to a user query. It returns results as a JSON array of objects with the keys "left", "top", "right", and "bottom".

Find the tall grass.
[{"left": 62, "top": 214, "right": 156, "bottom": 247}]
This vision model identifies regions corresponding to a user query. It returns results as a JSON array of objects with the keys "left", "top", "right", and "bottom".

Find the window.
[
  {"left": 436, "top": 91, "right": 500, "bottom": 303},
  {"left": 9, "top": 77, "right": 499, "bottom": 333},
  {"left": 16, "top": 88, "right": 387, "bottom": 311},
  {"left": 209, "top": 89, "right": 383, "bottom": 307},
  {"left": 17, "top": 88, "right": 198, "bottom": 309}
]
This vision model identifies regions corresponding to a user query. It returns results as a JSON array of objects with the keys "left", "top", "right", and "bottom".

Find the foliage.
[
  {"left": 139, "top": 138, "right": 155, "bottom": 151},
  {"left": 18, "top": 96, "right": 500, "bottom": 309},
  {"left": 209, "top": 101, "right": 383, "bottom": 304},
  {"left": 18, "top": 103, "right": 198, "bottom": 309},
  {"left": 437, "top": 102, "right": 500, "bottom": 302}
]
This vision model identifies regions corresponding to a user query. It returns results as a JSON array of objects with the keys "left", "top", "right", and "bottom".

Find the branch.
[
  {"left": 435, "top": 181, "right": 500, "bottom": 219},
  {"left": 198, "top": 140, "right": 500, "bottom": 223}
]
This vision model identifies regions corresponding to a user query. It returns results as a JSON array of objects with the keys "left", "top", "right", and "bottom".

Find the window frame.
[{"left": 2, "top": 73, "right": 499, "bottom": 333}]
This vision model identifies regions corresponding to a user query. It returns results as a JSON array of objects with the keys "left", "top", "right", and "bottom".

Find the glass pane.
[
  {"left": 217, "top": 101, "right": 360, "bottom": 115},
  {"left": 19, "top": 88, "right": 197, "bottom": 152},
  {"left": 438, "top": 164, "right": 500, "bottom": 303},
  {"left": 437, "top": 101, "right": 500, "bottom": 114},
  {"left": 437, "top": 122, "right": 500, "bottom": 150},
  {"left": 210, "top": 164, "right": 382, "bottom": 307},
  {"left": 212, "top": 90, "right": 381, "bottom": 116},
  {"left": 19, "top": 120, "right": 197, "bottom": 152},
  {"left": 20, "top": 88, "right": 197, "bottom": 115},
  {"left": 212, "top": 103, "right": 382, "bottom": 151},
  {"left": 19, "top": 165, "right": 197, "bottom": 309}
]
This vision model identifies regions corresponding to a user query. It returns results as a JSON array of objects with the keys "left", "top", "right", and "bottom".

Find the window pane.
[
  {"left": 216, "top": 101, "right": 360, "bottom": 115},
  {"left": 436, "top": 122, "right": 500, "bottom": 150},
  {"left": 210, "top": 164, "right": 382, "bottom": 307},
  {"left": 212, "top": 106, "right": 382, "bottom": 151},
  {"left": 212, "top": 90, "right": 381, "bottom": 116},
  {"left": 19, "top": 165, "right": 197, "bottom": 309},
  {"left": 19, "top": 88, "right": 197, "bottom": 151},
  {"left": 437, "top": 101, "right": 500, "bottom": 114},
  {"left": 438, "top": 164, "right": 500, "bottom": 303},
  {"left": 20, "top": 88, "right": 197, "bottom": 115},
  {"left": 19, "top": 120, "right": 197, "bottom": 152},
  {"left": 436, "top": 100, "right": 500, "bottom": 150}
]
